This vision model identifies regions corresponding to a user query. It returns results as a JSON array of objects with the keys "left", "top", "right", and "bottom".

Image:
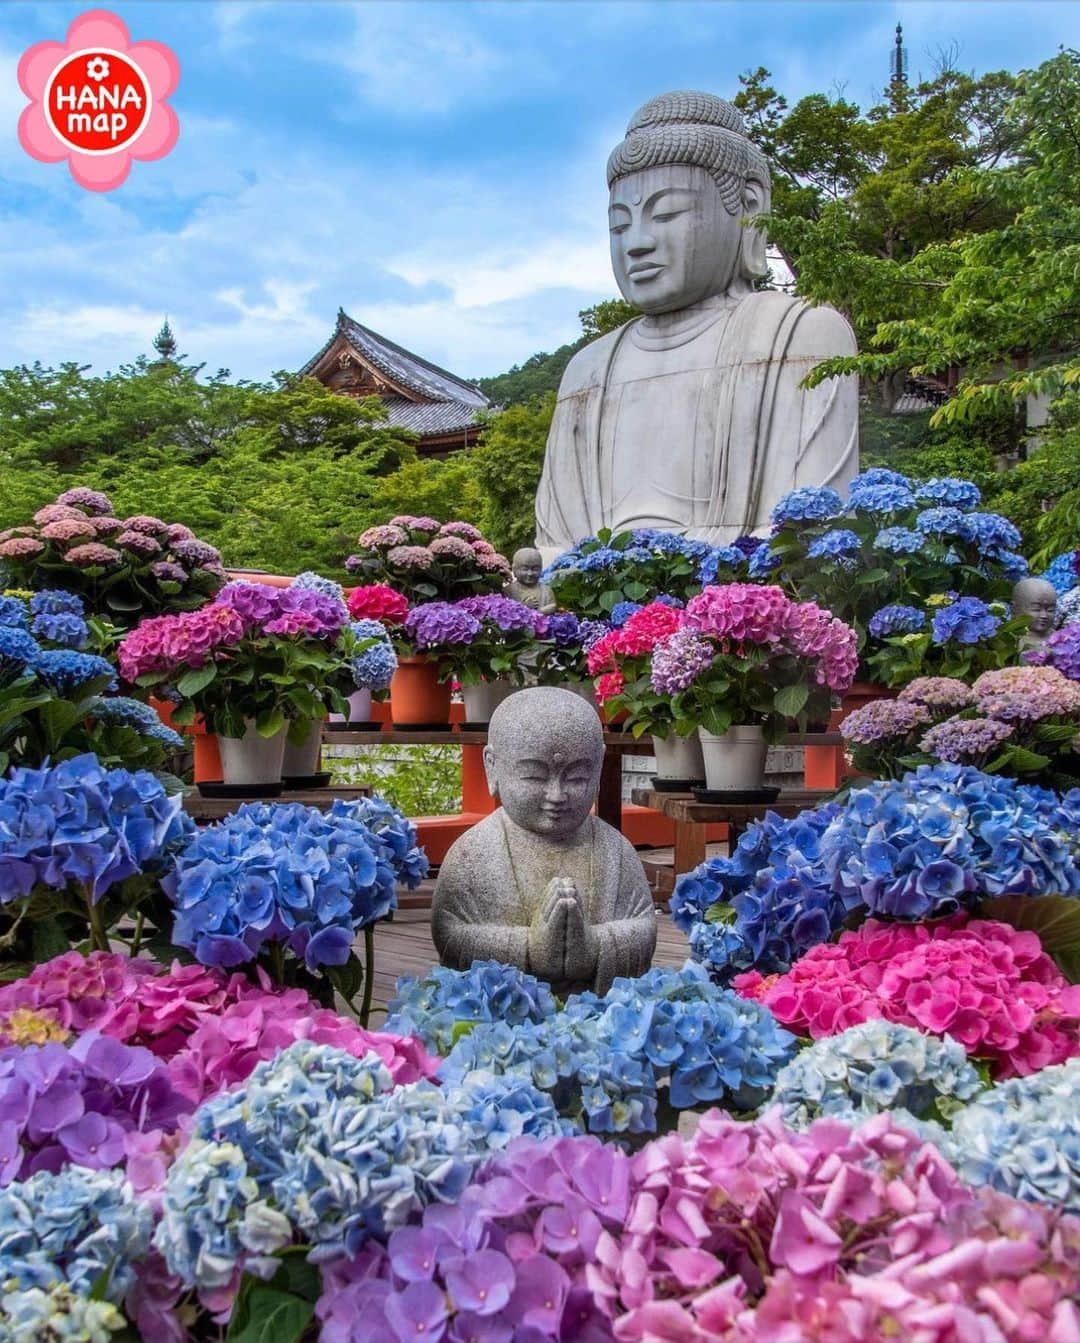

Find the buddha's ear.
[
  {"left": 483, "top": 745, "right": 500, "bottom": 800},
  {"left": 739, "top": 173, "right": 770, "bottom": 282}
]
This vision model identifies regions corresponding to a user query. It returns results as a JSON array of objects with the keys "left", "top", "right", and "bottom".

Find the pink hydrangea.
[
  {"left": 390, "top": 515, "right": 440, "bottom": 532},
  {"left": 385, "top": 545, "right": 436, "bottom": 570},
  {"left": 57, "top": 487, "right": 112, "bottom": 516},
  {"left": 685, "top": 583, "right": 792, "bottom": 644},
  {"left": 347, "top": 584, "right": 409, "bottom": 625},
  {"left": 597, "top": 1107, "right": 1080, "bottom": 1343},
  {"left": 438, "top": 521, "right": 482, "bottom": 541},
  {"left": 166, "top": 523, "right": 194, "bottom": 545},
  {"left": 117, "top": 530, "right": 163, "bottom": 557},
  {"left": 64, "top": 542, "right": 121, "bottom": 568},
  {"left": 33, "top": 503, "right": 88, "bottom": 526},
  {"left": 735, "top": 917, "right": 1080, "bottom": 1077},
  {"left": 973, "top": 665, "right": 1080, "bottom": 722},
  {"left": 595, "top": 670, "right": 625, "bottom": 703},
  {"left": 168, "top": 989, "right": 437, "bottom": 1103},
  {"left": 123, "top": 515, "right": 169, "bottom": 536},
  {"left": 117, "top": 604, "right": 246, "bottom": 680},
  {"left": 39, "top": 517, "right": 96, "bottom": 543},
  {"left": 429, "top": 535, "right": 476, "bottom": 562},
  {"left": 263, "top": 608, "right": 321, "bottom": 637},
  {"left": 898, "top": 676, "right": 974, "bottom": 712},
  {"left": 0, "top": 537, "right": 44, "bottom": 559},
  {"left": 90, "top": 515, "right": 126, "bottom": 536},
  {"left": 358, "top": 524, "right": 410, "bottom": 549},
  {"left": 476, "top": 550, "right": 512, "bottom": 574}
]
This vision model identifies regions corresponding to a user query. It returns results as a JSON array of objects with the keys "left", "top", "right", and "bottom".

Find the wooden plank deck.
[{"left": 369, "top": 908, "right": 691, "bottom": 1024}]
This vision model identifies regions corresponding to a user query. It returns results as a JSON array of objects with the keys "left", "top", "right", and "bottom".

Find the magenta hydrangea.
[{"left": 118, "top": 604, "right": 246, "bottom": 680}]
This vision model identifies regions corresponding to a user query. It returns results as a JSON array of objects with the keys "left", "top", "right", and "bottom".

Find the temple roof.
[{"left": 300, "top": 309, "right": 489, "bottom": 408}]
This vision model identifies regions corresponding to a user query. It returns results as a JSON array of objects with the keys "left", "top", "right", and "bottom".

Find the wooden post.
[{"left": 596, "top": 745, "right": 623, "bottom": 829}]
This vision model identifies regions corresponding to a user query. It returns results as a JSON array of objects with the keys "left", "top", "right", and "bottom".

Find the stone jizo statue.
[
  {"left": 506, "top": 546, "right": 556, "bottom": 614},
  {"left": 534, "top": 90, "right": 858, "bottom": 556},
  {"left": 432, "top": 687, "right": 657, "bottom": 995},
  {"left": 1013, "top": 577, "right": 1058, "bottom": 650}
]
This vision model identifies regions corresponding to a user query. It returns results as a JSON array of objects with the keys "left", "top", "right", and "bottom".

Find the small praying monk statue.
[
  {"left": 432, "top": 687, "right": 657, "bottom": 995},
  {"left": 1014, "top": 577, "right": 1058, "bottom": 651},
  {"left": 506, "top": 547, "right": 556, "bottom": 614}
]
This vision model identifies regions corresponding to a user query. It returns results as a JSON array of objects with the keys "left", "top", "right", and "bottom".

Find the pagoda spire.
[
  {"left": 152, "top": 318, "right": 177, "bottom": 362},
  {"left": 889, "top": 22, "right": 909, "bottom": 109}
]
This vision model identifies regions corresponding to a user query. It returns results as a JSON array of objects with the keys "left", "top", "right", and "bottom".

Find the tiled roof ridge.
[{"left": 338, "top": 310, "right": 489, "bottom": 407}]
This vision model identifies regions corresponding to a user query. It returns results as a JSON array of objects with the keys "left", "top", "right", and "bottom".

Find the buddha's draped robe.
[
  {"left": 535, "top": 291, "right": 857, "bottom": 554},
  {"left": 432, "top": 811, "right": 657, "bottom": 996}
]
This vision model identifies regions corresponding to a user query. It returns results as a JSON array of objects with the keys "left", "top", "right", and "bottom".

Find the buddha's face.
[
  {"left": 486, "top": 742, "right": 600, "bottom": 837},
  {"left": 609, "top": 164, "right": 745, "bottom": 314},
  {"left": 1014, "top": 580, "right": 1058, "bottom": 637},
  {"left": 512, "top": 550, "right": 543, "bottom": 587}
]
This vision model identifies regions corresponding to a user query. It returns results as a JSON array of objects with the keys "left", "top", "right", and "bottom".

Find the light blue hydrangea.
[
  {"left": 293, "top": 570, "right": 347, "bottom": 605},
  {"left": 387, "top": 960, "right": 556, "bottom": 1057},
  {"left": 0, "top": 1282, "right": 125, "bottom": 1340},
  {"left": 156, "top": 1041, "right": 563, "bottom": 1287},
  {"left": 874, "top": 526, "right": 925, "bottom": 556},
  {"left": 848, "top": 480, "right": 917, "bottom": 514},
  {"left": 914, "top": 477, "right": 982, "bottom": 509},
  {"left": 88, "top": 696, "right": 184, "bottom": 749},
  {"left": 610, "top": 600, "right": 643, "bottom": 627},
  {"left": 0, "top": 1167, "right": 153, "bottom": 1302},
  {"left": 946, "top": 1058, "right": 1080, "bottom": 1213},
  {"left": 770, "top": 1021, "right": 984, "bottom": 1130},
  {"left": 351, "top": 640, "right": 397, "bottom": 690}
]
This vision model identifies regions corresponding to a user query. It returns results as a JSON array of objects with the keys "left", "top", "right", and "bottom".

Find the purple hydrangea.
[
  {"left": 1026, "top": 624, "right": 1080, "bottom": 681},
  {"left": 578, "top": 619, "right": 611, "bottom": 652},
  {"left": 404, "top": 602, "right": 482, "bottom": 651},
  {"left": 56, "top": 488, "right": 112, "bottom": 516},
  {"left": 150, "top": 560, "right": 187, "bottom": 583},
  {"left": 650, "top": 628, "right": 714, "bottom": 694},
  {"left": 839, "top": 698, "right": 930, "bottom": 745},
  {"left": 920, "top": 716, "right": 1014, "bottom": 763},
  {"left": 171, "top": 539, "right": 221, "bottom": 569},
  {"left": 931, "top": 597, "right": 1002, "bottom": 646},
  {"left": 544, "top": 613, "right": 581, "bottom": 647},
  {"left": 456, "top": 595, "right": 543, "bottom": 634},
  {"left": 868, "top": 604, "right": 926, "bottom": 639}
]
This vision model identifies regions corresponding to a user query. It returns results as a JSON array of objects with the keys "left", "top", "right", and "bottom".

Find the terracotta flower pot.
[{"left": 390, "top": 657, "right": 451, "bottom": 727}]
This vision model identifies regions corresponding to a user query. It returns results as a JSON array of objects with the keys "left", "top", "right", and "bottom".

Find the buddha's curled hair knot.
[{"left": 607, "top": 89, "right": 770, "bottom": 215}]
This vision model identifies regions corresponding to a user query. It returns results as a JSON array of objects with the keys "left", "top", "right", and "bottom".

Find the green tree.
[{"left": 469, "top": 394, "right": 555, "bottom": 554}]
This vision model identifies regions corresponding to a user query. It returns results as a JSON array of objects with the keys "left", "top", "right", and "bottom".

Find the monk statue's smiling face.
[
  {"left": 484, "top": 688, "right": 604, "bottom": 838},
  {"left": 609, "top": 164, "right": 755, "bottom": 314}
]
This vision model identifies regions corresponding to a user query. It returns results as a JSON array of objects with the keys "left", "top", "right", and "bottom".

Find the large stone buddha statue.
[{"left": 534, "top": 91, "right": 858, "bottom": 554}]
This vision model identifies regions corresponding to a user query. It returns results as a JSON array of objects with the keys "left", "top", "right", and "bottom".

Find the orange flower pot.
[{"left": 390, "top": 657, "right": 452, "bottom": 727}]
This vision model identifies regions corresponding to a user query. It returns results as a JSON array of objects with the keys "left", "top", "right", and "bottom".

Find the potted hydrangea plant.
[
  {"left": 0, "top": 488, "right": 225, "bottom": 627},
  {"left": 345, "top": 517, "right": 512, "bottom": 603},
  {"left": 448, "top": 595, "right": 548, "bottom": 724},
  {"left": 644, "top": 584, "right": 858, "bottom": 791},
  {"left": 118, "top": 582, "right": 349, "bottom": 791}
]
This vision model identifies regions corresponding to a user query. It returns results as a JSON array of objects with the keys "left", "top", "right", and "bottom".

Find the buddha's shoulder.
[
  {"left": 740, "top": 291, "right": 856, "bottom": 357},
  {"left": 555, "top": 326, "right": 634, "bottom": 396}
]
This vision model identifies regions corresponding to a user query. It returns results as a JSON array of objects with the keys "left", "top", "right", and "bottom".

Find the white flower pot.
[
  {"left": 462, "top": 679, "right": 517, "bottom": 724},
  {"left": 329, "top": 688, "right": 373, "bottom": 724},
  {"left": 281, "top": 719, "right": 322, "bottom": 778},
  {"left": 698, "top": 725, "right": 768, "bottom": 791},
  {"left": 217, "top": 720, "right": 287, "bottom": 787},
  {"left": 652, "top": 732, "right": 706, "bottom": 786}
]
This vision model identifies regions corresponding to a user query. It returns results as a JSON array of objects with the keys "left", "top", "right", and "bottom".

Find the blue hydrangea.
[
  {"left": 0, "top": 1283, "right": 125, "bottom": 1339},
  {"left": 156, "top": 1041, "right": 563, "bottom": 1287},
  {"left": 747, "top": 542, "right": 781, "bottom": 578},
  {"left": 30, "top": 591, "right": 84, "bottom": 617},
  {"left": 653, "top": 593, "right": 685, "bottom": 609},
  {"left": 164, "top": 796, "right": 427, "bottom": 971},
  {"left": 1042, "top": 551, "right": 1080, "bottom": 594},
  {"left": 848, "top": 480, "right": 917, "bottom": 514},
  {"left": 610, "top": 600, "right": 642, "bottom": 627},
  {"left": 32, "top": 650, "right": 116, "bottom": 694},
  {"left": 0, "top": 596, "right": 29, "bottom": 630},
  {"left": 850, "top": 467, "right": 913, "bottom": 490},
  {"left": 387, "top": 960, "right": 557, "bottom": 1056},
  {"left": 677, "top": 766, "right": 1080, "bottom": 965},
  {"left": 576, "top": 547, "right": 622, "bottom": 573},
  {"left": 946, "top": 1058, "right": 1080, "bottom": 1213},
  {"left": 806, "top": 528, "right": 861, "bottom": 560},
  {"left": 352, "top": 640, "right": 397, "bottom": 690},
  {"left": 769, "top": 486, "right": 844, "bottom": 527},
  {"left": 30, "top": 611, "right": 88, "bottom": 648},
  {"left": 963, "top": 511, "right": 1022, "bottom": 557},
  {"left": 0, "top": 626, "right": 40, "bottom": 680},
  {"left": 0, "top": 754, "right": 192, "bottom": 904},
  {"left": 543, "top": 612, "right": 581, "bottom": 646},
  {"left": 915, "top": 506, "right": 970, "bottom": 538},
  {"left": 293, "top": 570, "right": 346, "bottom": 604},
  {"left": 868, "top": 603, "right": 926, "bottom": 638},
  {"left": 698, "top": 546, "right": 745, "bottom": 584},
  {"left": 0, "top": 1166, "right": 153, "bottom": 1300},
  {"left": 931, "top": 596, "right": 1002, "bottom": 645},
  {"left": 350, "top": 618, "right": 390, "bottom": 640},
  {"left": 88, "top": 696, "right": 184, "bottom": 749},
  {"left": 770, "top": 1021, "right": 983, "bottom": 1130},
  {"left": 874, "top": 526, "right": 925, "bottom": 556},
  {"left": 914, "top": 477, "right": 982, "bottom": 509},
  {"left": 998, "top": 550, "right": 1029, "bottom": 581}
]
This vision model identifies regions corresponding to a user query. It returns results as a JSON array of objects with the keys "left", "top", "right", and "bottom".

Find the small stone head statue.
[
  {"left": 1013, "top": 577, "right": 1058, "bottom": 645},
  {"left": 484, "top": 688, "right": 603, "bottom": 838},
  {"left": 606, "top": 90, "right": 772, "bottom": 315},
  {"left": 511, "top": 547, "right": 544, "bottom": 589}
]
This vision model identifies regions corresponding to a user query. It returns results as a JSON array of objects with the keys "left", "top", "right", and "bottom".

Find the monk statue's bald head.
[
  {"left": 484, "top": 688, "right": 603, "bottom": 838},
  {"left": 607, "top": 90, "right": 772, "bottom": 314}
]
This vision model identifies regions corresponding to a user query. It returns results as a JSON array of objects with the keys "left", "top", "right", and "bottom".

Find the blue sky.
[{"left": 1, "top": 1, "right": 1076, "bottom": 383}]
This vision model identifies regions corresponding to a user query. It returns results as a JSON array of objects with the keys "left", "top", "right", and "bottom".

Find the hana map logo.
[{"left": 17, "top": 8, "right": 180, "bottom": 192}]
